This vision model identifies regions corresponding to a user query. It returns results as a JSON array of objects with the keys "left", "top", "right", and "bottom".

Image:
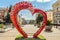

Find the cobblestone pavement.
[
  {"left": 41, "top": 27, "right": 60, "bottom": 40},
  {"left": 0, "top": 24, "right": 60, "bottom": 40}
]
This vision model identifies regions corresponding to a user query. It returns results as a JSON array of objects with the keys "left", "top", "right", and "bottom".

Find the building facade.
[
  {"left": 36, "top": 10, "right": 54, "bottom": 23},
  {"left": 52, "top": 0, "right": 60, "bottom": 24},
  {"left": 0, "top": 7, "right": 8, "bottom": 22},
  {"left": 45, "top": 10, "right": 53, "bottom": 23}
]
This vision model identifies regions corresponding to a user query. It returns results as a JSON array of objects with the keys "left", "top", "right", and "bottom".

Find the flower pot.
[{"left": 45, "top": 26, "right": 52, "bottom": 31}]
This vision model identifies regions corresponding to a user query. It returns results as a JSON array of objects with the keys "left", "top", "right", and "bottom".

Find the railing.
[
  {"left": 51, "top": 24, "right": 60, "bottom": 26},
  {"left": 51, "top": 24, "right": 60, "bottom": 28}
]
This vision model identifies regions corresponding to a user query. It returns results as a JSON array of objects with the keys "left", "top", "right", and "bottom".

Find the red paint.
[
  {"left": 10, "top": 2, "right": 47, "bottom": 38},
  {"left": 33, "top": 9, "right": 47, "bottom": 38},
  {"left": 10, "top": 2, "right": 34, "bottom": 38}
]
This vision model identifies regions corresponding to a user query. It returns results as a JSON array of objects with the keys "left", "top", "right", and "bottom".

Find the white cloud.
[
  {"left": 22, "top": 0, "right": 51, "bottom": 2},
  {"left": 37, "top": 0, "right": 43, "bottom": 2},
  {"left": 37, "top": 0, "right": 51, "bottom": 2},
  {"left": 23, "top": 0, "right": 34, "bottom": 1},
  {"left": 43, "top": 0, "right": 51, "bottom": 2}
]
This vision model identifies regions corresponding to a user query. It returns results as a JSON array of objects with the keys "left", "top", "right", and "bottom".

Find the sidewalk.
[
  {"left": 41, "top": 27, "right": 60, "bottom": 40},
  {"left": 0, "top": 24, "right": 60, "bottom": 40},
  {"left": 0, "top": 28, "right": 19, "bottom": 40},
  {"left": 5, "top": 27, "right": 13, "bottom": 31}
]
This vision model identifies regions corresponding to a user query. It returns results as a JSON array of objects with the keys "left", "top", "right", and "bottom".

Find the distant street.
[{"left": 0, "top": 24, "right": 60, "bottom": 40}]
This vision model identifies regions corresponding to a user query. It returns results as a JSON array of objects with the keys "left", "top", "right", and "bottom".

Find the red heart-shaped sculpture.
[
  {"left": 32, "top": 9, "right": 47, "bottom": 38},
  {"left": 10, "top": 2, "right": 34, "bottom": 38},
  {"left": 10, "top": 2, "right": 47, "bottom": 38}
]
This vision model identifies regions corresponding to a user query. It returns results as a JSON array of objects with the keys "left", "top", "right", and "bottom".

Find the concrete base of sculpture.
[{"left": 15, "top": 34, "right": 46, "bottom": 40}]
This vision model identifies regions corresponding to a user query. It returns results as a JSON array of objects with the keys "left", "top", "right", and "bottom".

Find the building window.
[
  {"left": 55, "top": 13, "right": 60, "bottom": 17},
  {"left": 57, "top": 6, "right": 60, "bottom": 11},
  {"left": 58, "top": 20, "right": 60, "bottom": 24},
  {"left": 59, "top": 21, "right": 60, "bottom": 23},
  {"left": 56, "top": 15, "right": 60, "bottom": 17}
]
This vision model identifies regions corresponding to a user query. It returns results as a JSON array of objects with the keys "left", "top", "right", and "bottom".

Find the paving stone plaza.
[{"left": 0, "top": 25, "right": 60, "bottom": 40}]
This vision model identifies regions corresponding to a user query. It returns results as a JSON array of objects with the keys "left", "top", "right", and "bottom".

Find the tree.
[
  {"left": 4, "top": 5, "right": 12, "bottom": 23},
  {"left": 36, "top": 14, "right": 43, "bottom": 27},
  {"left": 36, "top": 14, "right": 43, "bottom": 24},
  {"left": 45, "top": 20, "right": 53, "bottom": 31},
  {"left": 46, "top": 20, "right": 52, "bottom": 26}
]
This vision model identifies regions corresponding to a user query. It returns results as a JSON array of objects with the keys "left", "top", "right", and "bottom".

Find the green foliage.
[
  {"left": 46, "top": 20, "right": 52, "bottom": 26},
  {"left": 38, "top": 35, "right": 46, "bottom": 40},
  {"left": 0, "top": 24, "right": 3, "bottom": 28},
  {"left": 8, "top": 5, "right": 12, "bottom": 13},
  {"left": 36, "top": 14, "right": 43, "bottom": 24},
  {"left": 4, "top": 5, "right": 12, "bottom": 23},
  {"left": 29, "top": 20, "right": 35, "bottom": 24},
  {"left": 16, "top": 34, "right": 23, "bottom": 39},
  {"left": 4, "top": 13, "right": 12, "bottom": 23},
  {"left": 15, "top": 34, "right": 24, "bottom": 40},
  {"left": 15, "top": 34, "right": 46, "bottom": 40}
]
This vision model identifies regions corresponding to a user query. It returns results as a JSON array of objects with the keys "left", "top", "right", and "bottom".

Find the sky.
[{"left": 0, "top": 0, "right": 57, "bottom": 20}]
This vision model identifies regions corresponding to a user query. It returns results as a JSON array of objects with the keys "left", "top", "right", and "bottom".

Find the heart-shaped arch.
[
  {"left": 10, "top": 2, "right": 47, "bottom": 38},
  {"left": 10, "top": 2, "right": 34, "bottom": 38},
  {"left": 32, "top": 9, "right": 47, "bottom": 38}
]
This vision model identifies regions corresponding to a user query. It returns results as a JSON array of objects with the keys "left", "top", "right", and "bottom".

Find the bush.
[
  {"left": 15, "top": 34, "right": 46, "bottom": 40},
  {"left": 46, "top": 20, "right": 52, "bottom": 26},
  {"left": 0, "top": 24, "right": 4, "bottom": 28},
  {"left": 38, "top": 35, "right": 46, "bottom": 40},
  {"left": 15, "top": 34, "right": 23, "bottom": 40}
]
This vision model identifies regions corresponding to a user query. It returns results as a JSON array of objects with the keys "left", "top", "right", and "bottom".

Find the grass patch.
[
  {"left": 15, "top": 34, "right": 46, "bottom": 40},
  {"left": 38, "top": 35, "right": 46, "bottom": 40},
  {"left": 0, "top": 24, "right": 4, "bottom": 28},
  {"left": 15, "top": 34, "right": 23, "bottom": 38}
]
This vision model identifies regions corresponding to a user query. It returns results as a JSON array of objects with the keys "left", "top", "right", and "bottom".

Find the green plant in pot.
[{"left": 45, "top": 20, "right": 52, "bottom": 31}]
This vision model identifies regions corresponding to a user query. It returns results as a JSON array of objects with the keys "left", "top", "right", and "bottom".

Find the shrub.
[
  {"left": 46, "top": 20, "right": 52, "bottom": 26},
  {"left": 15, "top": 34, "right": 23, "bottom": 40},
  {"left": 15, "top": 34, "right": 46, "bottom": 40},
  {"left": 0, "top": 24, "right": 4, "bottom": 28}
]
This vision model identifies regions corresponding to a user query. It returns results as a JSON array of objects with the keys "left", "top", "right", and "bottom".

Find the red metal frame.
[
  {"left": 32, "top": 9, "right": 47, "bottom": 38},
  {"left": 10, "top": 2, "right": 34, "bottom": 38},
  {"left": 10, "top": 2, "right": 47, "bottom": 38}
]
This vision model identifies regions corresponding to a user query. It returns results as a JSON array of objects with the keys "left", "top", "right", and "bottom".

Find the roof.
[
  {"left": 45, "top": 9, "right": 53, "bottom": 12},
  {"left": 52, "top": 0, "right": 60, "bottom": 7},
  {"left": 0, "top": 8, "right": 6, "bottom": 12}
]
